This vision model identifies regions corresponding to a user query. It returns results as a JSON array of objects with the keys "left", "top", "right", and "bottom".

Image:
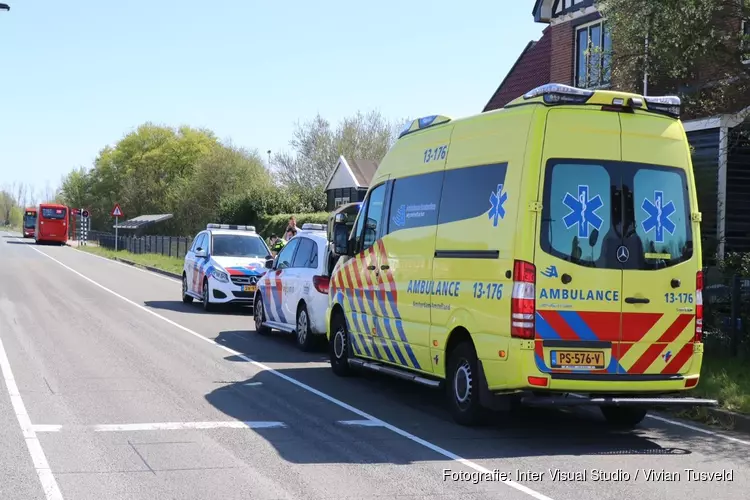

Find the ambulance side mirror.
[
  {"left": 333, "top": 222, "right": 351, "bottom": 256},
  {"left": 589, "top": 229, "right": 599, "bottom": 247}
]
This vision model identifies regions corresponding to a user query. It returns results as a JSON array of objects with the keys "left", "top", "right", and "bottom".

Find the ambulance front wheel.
[
  {"left": 600, "top": 406, "right": 648, "bottom": 428},
  {"left": 446, "top": 341, "right": 485, "bottom": 426},
  {"left": 330, "top": 312, "right": 353, "bottom": 377}
]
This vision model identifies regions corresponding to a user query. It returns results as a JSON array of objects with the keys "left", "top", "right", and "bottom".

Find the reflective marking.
[{"left": 338, "top": 419, "right": 386, "bottom": 427}]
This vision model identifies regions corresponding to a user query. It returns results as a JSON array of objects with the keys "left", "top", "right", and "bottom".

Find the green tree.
[
  {"left": 274, "top": 111, "right": 407, "bottom": 211},
  {"left": 598, "top": 0, "right": 749, "bottom": 116}
]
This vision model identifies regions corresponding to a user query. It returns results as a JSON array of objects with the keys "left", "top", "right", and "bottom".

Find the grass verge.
[
  {"left": 76, "top": 245, "right": 183, "bottom": 276},
  {"left": 674, "top": 353, "right": 750, "bottom": 428}
]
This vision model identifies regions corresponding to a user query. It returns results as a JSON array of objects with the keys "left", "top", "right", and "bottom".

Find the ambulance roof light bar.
[
  {"left": 206, "top": 223, "right": 256, "bottom": 232},
  {"left": 642, "top": 95, "right": 681, "bottom": 118},
  {"left": 523, "top": 84, "right": 594, "bottom": 104},
  {"left": 398, "top": 115, "right": 452, "bottom": 139}
]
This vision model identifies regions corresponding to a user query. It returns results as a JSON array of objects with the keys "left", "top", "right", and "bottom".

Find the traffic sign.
[
  {"left": 72, "top": 208, "right": 81, "bottom": 215},
  {"left": 111, "top": 204, "right": 123, "bottom": 217},
  {"left": 82, "top": 210, "right": 90, "bottom": 218}
]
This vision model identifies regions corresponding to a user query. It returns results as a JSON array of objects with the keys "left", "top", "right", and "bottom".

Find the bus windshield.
[
  {"left": 23, "top": 212, "right": 36, "bottom": 228},
  {"left": 41, "top": 207, "right": 66, "bottom": 220}
]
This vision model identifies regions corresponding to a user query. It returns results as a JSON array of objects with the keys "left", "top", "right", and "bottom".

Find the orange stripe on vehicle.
[
  {"left": 661, "top": 342, "right": 693, "bottom": 374},
  {"left": 628, "top": 314, "right": 694, "bottom": 374}
]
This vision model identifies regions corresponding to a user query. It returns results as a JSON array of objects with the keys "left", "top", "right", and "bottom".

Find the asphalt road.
[{"left": 1, "top": 231, "right": 749, "bottom": 500}]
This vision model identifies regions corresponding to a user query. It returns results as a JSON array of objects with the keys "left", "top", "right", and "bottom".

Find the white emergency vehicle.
[
  {"left": 182, "top": 224, "right": 273, "bottom": 311},
  {"left": 254, "top": 223, "right": 333, "bottom": 351}
]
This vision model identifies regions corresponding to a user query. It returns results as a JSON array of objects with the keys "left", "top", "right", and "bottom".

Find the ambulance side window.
[
  {"left": 541, "top": 162, "right": 611, "bottom": 266},
  {"left": 387, "top": 172, "right": 443, "bottom": 234},
  {"left": 355, "top": 183, "right": 387, "bottom": 252}
]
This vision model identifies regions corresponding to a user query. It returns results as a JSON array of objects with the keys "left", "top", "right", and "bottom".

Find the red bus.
[
  {"left": 22, "top": 207, "right": 37, "bottom": 238},
  {"left": 35, "top": 204, "right": 69, "bottom": 245}
]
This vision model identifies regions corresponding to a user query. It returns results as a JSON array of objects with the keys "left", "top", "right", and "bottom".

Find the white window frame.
[{"left": 574, "top": 19, "right": 612, "bottom": 89}]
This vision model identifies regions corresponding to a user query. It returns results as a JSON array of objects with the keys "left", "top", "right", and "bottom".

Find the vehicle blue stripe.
[
  {"left": 376, "top": 317, "right": 408, "bottom": 366},
  {"left": 383, "top": 318, "right": 420, "bottom": 369},
  {"left": 534, "top": 353, "right": 551, "bottom": 373},
  {"left": 272, "top": 279, "right": 287, "bottom": 324},
  {"left": 349, "top": 333, "right": 362, "bottom": 356},
  {"left": 357, "top": 333, "right": 372, "bottom": 357},
  {"left": 262, "top": 282, "right": 276, "bottom": 322},
  {"left": 535, "top": 312, "right": 561, "bottom": 340},
  {"left": 557, "top": 311, "right": 599, "bottom": 342}
]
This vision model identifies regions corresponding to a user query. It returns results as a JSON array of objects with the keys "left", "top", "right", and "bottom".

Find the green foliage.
[
  {"left": 597, "top": 0, "right": 750, "bottom": 116},
  {"left": 718, "top": 251, "right": 750, "bottom": 277},
  {"left": 256, "top": 212, "right": 329, "bottom": 239},
  {"left": 273, "top": 110, "right": 407, "bottom": 212}
]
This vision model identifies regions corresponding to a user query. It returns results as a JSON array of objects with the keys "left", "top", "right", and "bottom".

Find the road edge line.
[{"left": 0, "top": 336, "right": 64, "bottom": 499}]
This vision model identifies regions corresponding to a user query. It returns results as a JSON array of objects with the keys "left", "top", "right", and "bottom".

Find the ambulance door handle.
[
  {"left": 561, "top": 273, "right": 572, "bottom": 284},
  {"left": 367, "top": 265, "right": 376, "bottom": 271},
  {"left": 625, "top": 297, "right": 650, "bottom": 304},
  {"left": 671, "top": 279, "right": 681, "bottom": 288}
]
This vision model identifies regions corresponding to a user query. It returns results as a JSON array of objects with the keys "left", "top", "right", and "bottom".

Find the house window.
[
  {"left": 334, "top": 196, "right": 350, "bottom": 207},
  {"left": 575, "top": 21, "right": 612, "bottom": 88}
]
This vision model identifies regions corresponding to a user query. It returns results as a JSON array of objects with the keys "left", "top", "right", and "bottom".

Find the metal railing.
[
  {"left": 89, "top": 231, "right": 192, "bottom": 259},
  {"left": 703, "top": 268, "right": 750, "bottom": 358}
]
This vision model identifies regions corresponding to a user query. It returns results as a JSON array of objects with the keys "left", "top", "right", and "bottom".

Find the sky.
[{"left": 0, "top": 0, "right": 544, "bottom": 201}]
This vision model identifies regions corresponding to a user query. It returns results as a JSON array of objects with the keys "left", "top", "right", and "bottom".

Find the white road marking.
[
  {"left": 0, "top": 337, "right": 64, "bottom": 499},
  {"left": 244, "top": 382, "right": 263, "bottom": 386},
  {"left": 32, "top": 421, "right": 286, "bottom": 432},
  {"left": 338, "top": 419, "right": 386, "bottom": 427},
  {"left": 26, "top": 243, "right": 555, "bottom": 500},
  {"left": 647, "top": 414, "right": 750, "bottom": 445}
]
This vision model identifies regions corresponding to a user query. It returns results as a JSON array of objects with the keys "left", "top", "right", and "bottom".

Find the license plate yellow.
[
  {"left": 551, "top": 350, "right": 605, "bottom": 369},
  {"left": 243, "top": 285, "right": 257, "bottom": 293}
]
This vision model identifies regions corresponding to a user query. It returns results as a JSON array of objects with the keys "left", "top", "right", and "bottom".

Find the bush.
[{"left": 257, "top": 212, "right": 329, "bottom": 239}]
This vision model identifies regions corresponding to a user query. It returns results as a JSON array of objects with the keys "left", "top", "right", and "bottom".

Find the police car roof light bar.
[
  {"left": 206, "top": 223, "right": 256, "bottom": 232},
  {"left": 301, "top": 223, "right": 325, "bottom": 231}
]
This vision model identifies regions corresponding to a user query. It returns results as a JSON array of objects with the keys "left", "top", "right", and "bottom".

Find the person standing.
[{"left": 284, "top": 216, "right": 297, "bottom": 241}]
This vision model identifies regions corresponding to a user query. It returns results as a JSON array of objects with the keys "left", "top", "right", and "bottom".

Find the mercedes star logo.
[{"left": 616, "top": 245, "right": 630, "bottom": 263}]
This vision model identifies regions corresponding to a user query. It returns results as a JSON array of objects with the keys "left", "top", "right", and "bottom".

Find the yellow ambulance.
[{"left": 325, "top": 84, "right": 718, "bottom": 427}]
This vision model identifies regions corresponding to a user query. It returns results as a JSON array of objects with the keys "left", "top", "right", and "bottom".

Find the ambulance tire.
[
  {"left": 446, "top": 341, "right": 486, "bottom": 426},
  {"left": 181, "top": 274, "right": 194, "bottom": 303},
  {"left": 330, "top": 312, "right": 354, "bottom": 377},
  {"left": 253, "top": 295, "right": 271, "bottom": 335},
  {"left": 600, "top": 406, "right": 648, "bottom": 428}
]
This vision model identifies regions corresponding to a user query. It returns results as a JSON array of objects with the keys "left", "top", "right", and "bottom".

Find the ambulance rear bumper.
[{"left": 519, "top": 395, "right": 718, "bottom": 408}]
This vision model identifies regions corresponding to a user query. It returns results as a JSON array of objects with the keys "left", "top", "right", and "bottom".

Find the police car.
[
  {"left": 182, "top": 224, "right": 273, "bottom": 311},
  {"left": 254, "top": 223, "right": 333, "bottom": 351}
]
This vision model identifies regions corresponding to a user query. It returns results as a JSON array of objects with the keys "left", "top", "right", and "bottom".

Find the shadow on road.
[
  {"left": 144, "top": 300, "right": 254, "bottom": 317},
  {"left": 5, "top": 240, "right": 37, "bottom": 245},
  {"left": 202, "top": 330, "right": 709, "bottom": 464}
]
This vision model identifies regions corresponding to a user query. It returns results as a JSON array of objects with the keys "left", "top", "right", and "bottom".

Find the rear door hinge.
[
  {"left": 529, "top": 201, "right": 542, "bottom": 212},
  {"left": 691, "top": 211, "right": 702, "bottom": 223}
]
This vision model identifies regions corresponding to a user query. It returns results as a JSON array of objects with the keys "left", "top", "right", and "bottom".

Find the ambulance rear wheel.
[
  {"left": 446, "top": 341, "right": 485, "bottom": 426},
  {"left": 600, "top": 406, "right": 648, "bottom": 428},
  {"left": 330, "top": 312, "right": 353, "bottom": 377}
]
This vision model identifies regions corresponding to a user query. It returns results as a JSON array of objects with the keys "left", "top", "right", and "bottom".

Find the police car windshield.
[{"left": 211, "top": 234, "right": 268, "bottom": 258}]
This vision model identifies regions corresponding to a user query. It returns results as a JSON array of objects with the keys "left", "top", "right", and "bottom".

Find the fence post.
[{"left": 730, "top": 274, "right": 741, "bottom": 357}]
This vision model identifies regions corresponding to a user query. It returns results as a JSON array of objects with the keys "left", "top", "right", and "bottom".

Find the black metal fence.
[
  {"left": 703, "top": 268, "right": 750, "bottom": 358},
  {"left": 89, "top": 231, "right": 193, "bottom": 259}
]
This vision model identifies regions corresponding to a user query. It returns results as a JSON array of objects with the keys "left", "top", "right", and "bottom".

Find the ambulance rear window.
[
  {"left": 541, "top": 162, "right": 611, "bottom": 266},
  {"left": 630, "top": 167, "right": 692, "bottom": 268}
]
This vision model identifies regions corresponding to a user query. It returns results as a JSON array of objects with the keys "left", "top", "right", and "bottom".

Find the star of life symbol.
[
  {"left": 488, "top": 184, "right": 507, "bottom": 227},
  {"left": 562, "top": 185, "right": 604, "bottom": 239},
  {"left": 641, "top": 190, "right": 676, "bottom": 243}
]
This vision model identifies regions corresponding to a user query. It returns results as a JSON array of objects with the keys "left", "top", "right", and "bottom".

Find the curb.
[
  {"left": 667, "top": 406, "right": 750, "bottom": 434},
  {"left": 112, "top": 257, "right": 182, "bottom": 280}
]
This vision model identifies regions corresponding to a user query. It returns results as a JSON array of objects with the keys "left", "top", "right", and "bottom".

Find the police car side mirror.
[
  {"left": 195, "top": 247, "right": 207, "bottom": 258},
  {"left": 333, "top": 222, "right": 351, "bottom": 256},
  {"left": 265, "top": 258, "right": 274, "bottom": 269}
]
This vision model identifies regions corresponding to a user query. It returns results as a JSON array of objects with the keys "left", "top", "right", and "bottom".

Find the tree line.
[{"left": 56, "top": 110, "right": 406, "bottom": 237}]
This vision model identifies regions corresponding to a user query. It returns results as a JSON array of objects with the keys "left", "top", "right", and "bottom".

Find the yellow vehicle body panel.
[{"left": 327, "top": 86, "right": 703, "bottom": 397}]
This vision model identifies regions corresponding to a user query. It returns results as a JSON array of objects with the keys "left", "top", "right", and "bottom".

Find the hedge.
[{"left": 256, "top": 212, "right": 329, "bottom": 239}]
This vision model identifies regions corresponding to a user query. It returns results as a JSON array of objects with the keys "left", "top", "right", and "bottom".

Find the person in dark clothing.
[{"left": 269, "top": 234, "right": 285, "bottom": 256}]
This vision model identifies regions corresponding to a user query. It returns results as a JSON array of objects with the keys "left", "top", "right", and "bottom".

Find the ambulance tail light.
[
  {"left": 511, "top": 260, "right": 536, "bottom": 339},
  {"left": 695, "top": 270, "right": 703, "bottom": 342},
  {"left": 313, "top": 275, "right": 330, "bottom": 294}
]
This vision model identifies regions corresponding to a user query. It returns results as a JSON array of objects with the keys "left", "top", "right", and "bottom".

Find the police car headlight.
[{"left": 211, "top": 269, "right": 229, "bottom": 283}]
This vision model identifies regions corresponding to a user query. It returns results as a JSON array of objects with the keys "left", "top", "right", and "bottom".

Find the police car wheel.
[
  {"left": 296, "top": 305, "right": 315, "bottom": 352},
  {"left": 181, "top": 274, "right": 193, "bottom": 303},
  {"left": 600, "top": 406, "right": 648, "bottom": 428},
  {"left": 202, "top": 279, "right": 213, "bottom": 311},
  {"left": 330, "top": 313, "right": 353, "bottom": 377},
  {"left": 254, "top": 296, "right": 271, "bottom": 335},
  {"left": 446, "top": 341, "right": 484, "bottom": 426}
]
